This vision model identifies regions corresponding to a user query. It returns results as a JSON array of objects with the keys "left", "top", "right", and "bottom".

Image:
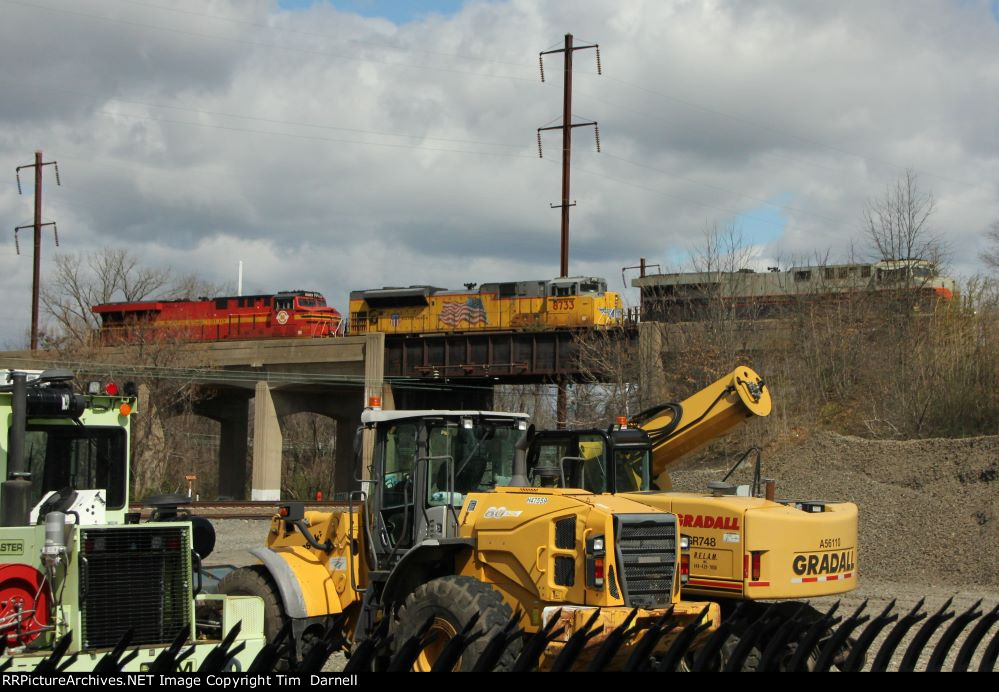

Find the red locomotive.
[{"left": 92, "top": 290, "right": 343, "bottom": 344}]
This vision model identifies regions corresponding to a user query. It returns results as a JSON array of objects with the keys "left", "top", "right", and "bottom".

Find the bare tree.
[
  {"left": 863, "top": 168, "right": 940, "bottom": 265},
  {"left": 981, "top": 220, "right": 999, "bottom": 272},
  {"left": 41, "top": 248, "right": 172, "bottom": 346}
]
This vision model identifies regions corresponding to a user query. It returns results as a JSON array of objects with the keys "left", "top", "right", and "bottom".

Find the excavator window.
[{"left": 613, "top": 447, "right": 651, "bottom": 492}]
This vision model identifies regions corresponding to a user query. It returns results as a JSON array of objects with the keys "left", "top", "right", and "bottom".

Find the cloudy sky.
[{"left": 1, "top": 0, "right": 997, "bottom": 347}]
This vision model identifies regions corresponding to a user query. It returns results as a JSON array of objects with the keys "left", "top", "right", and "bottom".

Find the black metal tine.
[
  {"left": 247, "top": 620, "right": 293, "bottom": 673},
  {"left": 841, "top": 600, "right": 898, "bottom": 672},
  {"left": 93, "top": 628, "right": 135, "bottom": 673},
  {"left": 198, "top": 620, "right": 243, "bottom": 673},
  {"left": 690, "top": 603, "right": 751, "bottom": 672},
  {"left": 813, "top": 602, "right": 869, "bottom": 672},
  {"left": 979, "top": 620, "right": 999, "bottom": 673},
  {"left": 342, "top": 615, "right": 391, "bottom": 673},
  {"left": 899, "top": 597, "right": 954, "bottom": 672},
  {"left": 586, "top": 608, "right": 639, "bottom": 672},
  {"left": 430, "top": 611, "right": 486, "bottom": 672},
  {"left": 723, "top": 604, "right": 780, "bottom": 672},
  {"left": 926, "top": 600, "right": 982, "bottom": 672},
  {"left": 386, "top": 614, "right": 436, "bottom": 672},
  {"left": 954, "top": 603, "right": 999, "bottom": 672},
  {"left": 787, "top": 600, "right": 842, "bottom": 672},
  {"left": 620, "top": 609, "right": 677, "bottom": 672},
  {"left": 657, "top": 606, "right": 712, "bottom": 672},
  {"left": 148, "top": 626, "right": 194, "bottom": 673},
  {"left": 549, "top": 608, "right": 604, "bottom": 672},
  {"left": 472, "top": 609, "right": 523, "bottom": 673},
  {"left": 295, "top": 616, "right": 349, "bottom": 673},
  {"left": 757, "top": 603, "right": 808, "bottom": 672},
  {"left": 54, "top": 653, "right": 79, "bottom": 673},
  {"left": 511, "top": 608, "right": 566, "bottom": 672},
  {"left": 32, "top": 632, "right": 73, "bottom": 673},
  {"left": 871, "top": 597, "right": 927, "bottom": 672}
]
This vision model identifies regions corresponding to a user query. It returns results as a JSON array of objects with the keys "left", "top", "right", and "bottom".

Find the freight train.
[
  {"left": 91, "top": 277, "right": 625, "bottom": 343},
  {"left": 348, "top": 276, "right": 624, "bottom": 335},
  {"left": 92, "top": 290, "right": 344, "bottom": 344}
]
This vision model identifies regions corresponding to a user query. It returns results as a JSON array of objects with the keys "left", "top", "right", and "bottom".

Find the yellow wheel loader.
[
  {"left": 525, "top": 366, "right": 859, "bottom": 667},
  {"left": 220, "top": 407, "right": 720, "bottom": 670}
]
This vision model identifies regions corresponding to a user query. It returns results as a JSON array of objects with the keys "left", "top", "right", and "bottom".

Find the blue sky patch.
[
  {"left": 992, "top": 0, "right": 999, "bottom": 22},
  {"left": 277, "top": 0, "right": 468, "bottom": 24},
  {"left": 734, "top": 193, "right": 790, "bottom": 248}
]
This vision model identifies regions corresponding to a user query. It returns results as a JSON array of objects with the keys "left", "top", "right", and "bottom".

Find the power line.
[
  {"left": 93, "top": 108, "right": 536, "bottom": 158},
  {"left": 0, "top": 78, "right": 524, "bottom": 150}
]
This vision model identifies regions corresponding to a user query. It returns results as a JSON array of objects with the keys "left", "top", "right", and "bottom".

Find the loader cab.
[
  {"left": 526, "top": 428, "right": 653, "bottom": 494},
  {"left": 361, "top": 410, "right": 529, "bottom": 567}
]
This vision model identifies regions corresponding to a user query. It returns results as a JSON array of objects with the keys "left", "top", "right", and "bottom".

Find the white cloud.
[{"left": 0, "top": 0, "right": 997, "bottom": 346}]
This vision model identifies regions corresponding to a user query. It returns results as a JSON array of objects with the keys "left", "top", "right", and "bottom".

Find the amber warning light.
[{"left": 368, "top": 396, "right": 382, "bottom": 410}]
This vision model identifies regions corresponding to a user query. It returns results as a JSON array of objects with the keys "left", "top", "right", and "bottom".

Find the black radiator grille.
[
  {"left": 80, "top": 526, "right": 192, "bottom": 649},
  {"left": 554, "top": 516, "right": 576, "bottom": 549},
  {"left": 614, "top": 514, "right": 676, "bottom": 609},
  {"left": 554, "top": 556, "right": 575, "bottom": 586},
  {"left": 608, "top": 565, "right": 620, "bottom": 598}
]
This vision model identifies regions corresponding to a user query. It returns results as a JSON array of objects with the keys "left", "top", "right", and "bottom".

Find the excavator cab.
[{"left": 526, "top": 428, "right": 652, "bottom": 493}]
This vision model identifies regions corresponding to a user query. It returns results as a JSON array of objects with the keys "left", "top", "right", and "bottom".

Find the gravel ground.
[{"left": 207, "top": 433, "right": 999, "bottom": 671}]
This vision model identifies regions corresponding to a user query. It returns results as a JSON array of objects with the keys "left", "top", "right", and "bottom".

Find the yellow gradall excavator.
[
  {"left": 621, "top": 366, "right": 857, "bottom": 602},
  {"left": 524, "top": 365, "right": 858, "bottom": 663}
]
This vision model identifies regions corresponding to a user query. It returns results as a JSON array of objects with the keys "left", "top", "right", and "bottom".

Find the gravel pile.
[{"left": 671, "top": 431, "right": 999, "bottom": 587}]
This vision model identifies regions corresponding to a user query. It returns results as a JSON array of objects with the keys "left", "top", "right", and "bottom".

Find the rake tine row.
[
  {"left": 787, "top": 600, "right": 843, "bottom": 673},
  {"left": 13, "top": 598, "right": 999, "bottom": 673},
  {"left": 926, "top": 601, "right": 983, "bottom": 672},
  {"left": 813, "top": 601, "right": 869, "bottom": 673},
  {"left": 840, "top": 600, "right": 898, "bottom": 672},
  {"left": 657, "top": 606, "right": 712, "bottom": 672},
  {"left": 899, "top": 597, "right": 954, "bottom": 672},
  {"left": 871, "top": 597, "right": 928, "bottom": 671},
  {"left": 953, "top": 603, "right": 999, "bottom": 672},
  {"left": 472, "top": 610, "right": 524, "bottom": 672},
  {"left": 431, "top": 611, "right": 487, "bottom": 672}
]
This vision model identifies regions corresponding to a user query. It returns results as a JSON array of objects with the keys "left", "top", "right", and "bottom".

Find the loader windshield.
[{"left": 426, "top": 421, "right": 519, "bottom": 505}]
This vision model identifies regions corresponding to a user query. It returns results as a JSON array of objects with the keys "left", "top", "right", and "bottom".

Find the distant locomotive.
[
  {"left": 92, "top": 290, "right": 343, "bottom": 343},
  {"left": 349, "top": 276, "right": 623, "bottom": 335}
]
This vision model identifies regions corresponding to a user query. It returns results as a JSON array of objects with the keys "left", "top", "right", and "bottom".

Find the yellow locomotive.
[{"left": 349, "top": 276, "right": 623, "bottom": 334}]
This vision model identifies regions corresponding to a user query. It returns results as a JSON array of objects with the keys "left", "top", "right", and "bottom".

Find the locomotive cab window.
[
  {"left": 579, "top": 279, "right": 605, "bottom": 294},
  {"left": 297, "top": 296, "right": 326, "bottom": 308},
  {"left": 551, "top": 283, "right": 578, "bottom": 297},
  {"left": 23, "top": 424, "right": 127, "bottom": 510},
  {"left": 274, "top": 297, "right": 293, "bottom": 311}
]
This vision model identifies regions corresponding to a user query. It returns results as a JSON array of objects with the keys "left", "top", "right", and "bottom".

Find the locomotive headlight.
[
  {"left": 592, "top": 537, "right": 605, "bottom": 552},
  {"left": 680, "top": 536, "right": 690, "bottom": 550}
]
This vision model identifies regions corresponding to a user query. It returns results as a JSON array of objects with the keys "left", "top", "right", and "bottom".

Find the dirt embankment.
[{"left": 671, "top": 431, "right": 999, "bottom": 588}]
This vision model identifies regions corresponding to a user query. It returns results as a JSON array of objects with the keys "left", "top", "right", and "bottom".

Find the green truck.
[{"left": 0, "top": 369, "right": 265, "bottom": 672}]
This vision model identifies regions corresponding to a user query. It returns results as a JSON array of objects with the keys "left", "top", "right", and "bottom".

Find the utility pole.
[
  {"left": 538, "top": 33, "right": 601, "bottom": 427},
  {"left": 15, "top": 151, "right": 61, "bottom": 351}
]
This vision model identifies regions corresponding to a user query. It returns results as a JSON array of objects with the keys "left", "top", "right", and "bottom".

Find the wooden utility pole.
[
  {"left": 538, "top": 34, "right": 601, "bottom": 427},
  {"left": 538, "top": 34, "right": 601, "bottom": 278},
  {"left": 15, "top": 151, "right": 60, "bottom": 351}
]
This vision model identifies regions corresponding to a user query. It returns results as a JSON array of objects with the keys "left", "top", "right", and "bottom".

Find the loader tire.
[
  {"left": 394, "top": 576, "right": 519, "bottom": 672},
  {"left": 217, "top": 566, "right": 287, "bottom": 644}
]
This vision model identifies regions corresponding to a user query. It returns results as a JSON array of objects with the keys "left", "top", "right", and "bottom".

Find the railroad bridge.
[{"left": 1, "top": 328, "right": 646, "bottom": 501}]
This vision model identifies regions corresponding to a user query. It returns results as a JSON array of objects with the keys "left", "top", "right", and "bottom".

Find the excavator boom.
[{"left": 633, "top": 366, "right": 771, "bottom": 488}]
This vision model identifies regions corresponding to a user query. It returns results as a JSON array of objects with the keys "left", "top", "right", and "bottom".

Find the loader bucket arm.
[{"left": 631, "top": 366, "right": 771, "bottom": 487}]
